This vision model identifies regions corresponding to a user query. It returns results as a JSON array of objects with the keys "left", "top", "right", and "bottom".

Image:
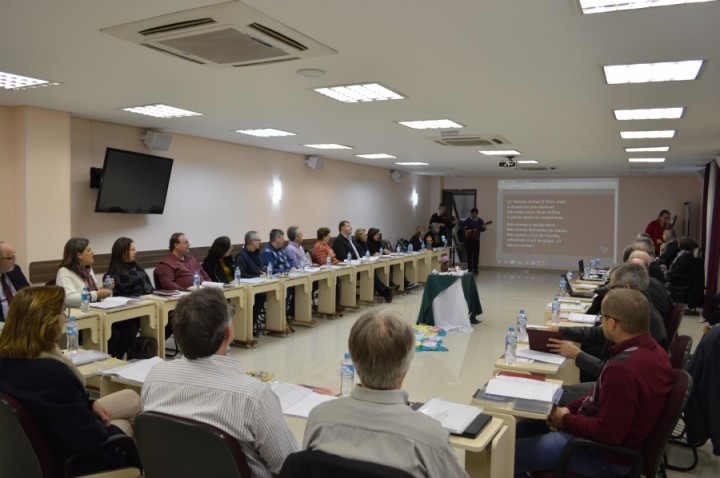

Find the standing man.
[
  {"left": 0, "top": 241, "right": 30, "bottom": 321},
  {"left": 645, "top": 209, "right": 672, "bottom": 255},
  {"left": 155, "top": 232, "right": 210, "bottom": 290},
  {"left": 304, "top": 309, "right": 468, "bottom": 477},
  {"left": 515, "top": 289, "right": 674, "bottom": 476},
  {"left": 142, "top": 288, "right": 298, "bottom": 478},
  {"left": 461, "top": 208, "right": 486, "bottom": 274}
]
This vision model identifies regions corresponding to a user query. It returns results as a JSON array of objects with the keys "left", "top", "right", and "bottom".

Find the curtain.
[{"left": 702, "top": 160, "right": 720, "bottom": 319}]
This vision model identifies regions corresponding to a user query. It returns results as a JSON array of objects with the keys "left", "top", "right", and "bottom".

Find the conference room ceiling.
[{"left": 1, "top": 0, "right": 719, "bottom": 177}]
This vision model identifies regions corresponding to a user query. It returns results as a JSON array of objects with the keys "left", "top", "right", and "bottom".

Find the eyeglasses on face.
[
  {"left": 1, "top": 255, "right": 16, "bottom": 261},
  {"left": 63, "top": 307, "right": 71, "bottom": 318}
]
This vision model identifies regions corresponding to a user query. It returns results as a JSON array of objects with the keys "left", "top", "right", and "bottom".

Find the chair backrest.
[
  {"left": 152, "top": 268, "right": 161, "bottom": 290},
  {"left": 0, "top": 391, "right": 54, "bottom": 478},
  {"left": 135, "top": 412, "right": 252, "bottom": 478},
  {"left": 641, "top": 369, "right": 692, "bottom": 476},
  {"left": 279, "top": 450, "right": 415, "bottom": 478},
  {"left": 665, "top": 302, "right": 686, "bottom": 344},
  {"left": 669, "top": 335, "right": 693, "bottom": 369}
]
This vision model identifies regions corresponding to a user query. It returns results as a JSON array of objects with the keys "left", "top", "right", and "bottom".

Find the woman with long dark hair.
[{"left": 202, "top": 236, "right": 235, "bottom": 283}]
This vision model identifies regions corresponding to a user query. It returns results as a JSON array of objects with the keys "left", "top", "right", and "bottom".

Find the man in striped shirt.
[{"left": 142, "top": 288, "right": 298, "bottom": 477}]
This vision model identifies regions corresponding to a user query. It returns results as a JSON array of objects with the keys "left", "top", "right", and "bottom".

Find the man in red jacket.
[
  {"left": 645, "top": 209, "right": 671, "bottom": 255},
  {"left": 514, "top": 288, "right": 674, "bottom": 477}
]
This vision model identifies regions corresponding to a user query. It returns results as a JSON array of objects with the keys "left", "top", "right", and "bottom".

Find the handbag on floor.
[{"left": 127, "top": 336, "right": 158, "bottom": 360}]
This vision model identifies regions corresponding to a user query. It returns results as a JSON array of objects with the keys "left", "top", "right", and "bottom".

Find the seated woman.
[
  {"left": 366, "top": 228, "right": 388, "bottom": 256},
  {"left": 409, "top": 226, "right": 424, "bottom": 251},
  {"left": 353, "top": 228, "right": 368, "bottom": 258},
  {"left": 0, "top": 286, "right": 140, "bottom": 477},
  {"left": 311, "top": 227, "right": 341, "bottom": 265},
  {"left": 57, "top": 238, "right": 137, "bottom": 359},
  {"left": 103, "top": 237, "right": 150, "bottom": 358},
  {"left": 424, "top": 223, "right": 442, "bottom": 249},
  {"left": 202, "top": 236, "right": 235, "bottom": 283}
]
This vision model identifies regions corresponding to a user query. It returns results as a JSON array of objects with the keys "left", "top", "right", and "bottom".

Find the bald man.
[{"left": 0, "top": 242, "right": 30, "bottom": 321}]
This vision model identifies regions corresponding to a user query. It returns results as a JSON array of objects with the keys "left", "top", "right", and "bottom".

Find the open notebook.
[{"left": 100, "top": 356, "right": 163, "bottom": 383}]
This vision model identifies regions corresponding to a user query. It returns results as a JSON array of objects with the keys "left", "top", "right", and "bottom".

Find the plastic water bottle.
[
  {"left": 364, "top": 249, "right": 370, "bottom": 261},
  {"left": 266, "top": 262, "right": 273, "bottom": 279},
  {"left": 567, "top": 270, "right": 574, "bottom": 283},
  {"left": 66, "top": 315, "right": 79, "bottom": 357},
  {"left": 505, "top": 327, "right": 517, "bottom": 365},
  {"left": 421, "top": 241, "right": 426, "bottom": 251},
  {"left": 559, "top": 275, "right": 567, "bottom": 297},
  {"left": 516, "top": 309, "right": 528, "bottom": 341},
  {"left": 80, "top": 287, "right": 90, "bottom": 313},
  {"left": 408, "top": 243, "right": 413, "bottom": 253},
  {"left": 234, "top": 266, "right": 242, "bottom": 285},
  {"left": 193, "top": 272, "right": 201, "bottom": 289},
  {"left": 346, "top": 253, "right": 352, "bottom": 265},
  {"left": 326, "top": 256, "right": 331, "bottom": 270},
  {"left": 583, "top": 263, "right": 590, "bottom": 279},
  {"left": 396, "top": 244, "right": 401, "bottom": 254},
  {"left": 103, "top": 277, "right": 113, "bottom": 297},
  {"left": 551, "top": 296, "right": 561, "bottom": 325},
  {"left": 442, "top": 235, "right": 447, "bottom": 247},
  {"left": 340, "top": 352, "right": 355, "bottom": 397}
]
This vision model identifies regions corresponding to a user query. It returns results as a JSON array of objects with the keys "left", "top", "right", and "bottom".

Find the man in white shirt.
[
  {"left": 286, "top": 226, "right": 313, "bottom": 268},
  {"left": 0, "top": 241, "right": 30, "bottom": 321},
  {"left": 142, "top": 288, "right": 298, "bottom": 477}
]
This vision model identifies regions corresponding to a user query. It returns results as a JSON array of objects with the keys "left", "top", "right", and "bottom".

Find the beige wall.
[{"left": 443, "top": 175, "right": 704, "bottom": 268}]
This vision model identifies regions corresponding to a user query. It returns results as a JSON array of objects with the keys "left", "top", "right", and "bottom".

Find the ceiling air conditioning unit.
[
  {"left": 430, "top": 134, "right": 509, "bottom": 147},
  {"left": 101, "top": 1, "right": 336, "bottom": 68}
]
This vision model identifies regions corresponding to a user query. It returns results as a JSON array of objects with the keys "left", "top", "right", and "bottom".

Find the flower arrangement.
[{"left": 440, "top": 255, "right": 449, "bottom": 263}]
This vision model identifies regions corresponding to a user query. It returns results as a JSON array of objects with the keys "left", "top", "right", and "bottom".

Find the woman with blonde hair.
[{"left": 0, "top": 286, "right": 140, "bottom": 476}]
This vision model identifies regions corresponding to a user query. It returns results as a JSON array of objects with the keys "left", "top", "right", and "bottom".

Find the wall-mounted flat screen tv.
[{"left": 94, "top": 148, "right": 174, "bottom": 214}]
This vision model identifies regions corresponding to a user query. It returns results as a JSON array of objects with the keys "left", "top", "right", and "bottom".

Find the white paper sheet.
[
  {"left": 101, "top": 356, "right": 163, "bottom": 383},
  {"left": 418, "top": 398, "right": 483, "bottom": 434},
  {"left": 516, "top": 348, "right": 567, "bottom": 365},
  {"left": 485, "top": 376, "right": 561, "bottom": 403}
]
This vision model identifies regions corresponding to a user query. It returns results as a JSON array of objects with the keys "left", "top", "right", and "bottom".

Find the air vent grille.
[
  {"left": 139, "top": 18, "right": 216, "bottom": 36},
  {"left": 430, "top": 134, "right": 509, "bottom": 147},
  {"left": 156, "top": 28, "right": 287, "bottom": 64},
  {"left": 249, "top": 23, "right": 308, "bottom": 51},
  {"left": 141, "top": 44, "right": 206, "bottom": 64}
]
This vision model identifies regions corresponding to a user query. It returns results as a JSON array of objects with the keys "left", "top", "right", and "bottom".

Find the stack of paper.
[
  {"left": 201, "top": 281, "right": 233, "bottom": 289},
  {"left": 239, "top": 277, "right": 268, "bottom": 284},
  {"left": 101, "top": 356, "right": 164, "bottom": 383},
  {"left": 568, "top": 313, "right": 598, "bottom": 324},
  {"left": 270, "top": 382, "right": 337, "bottom": 418},
  {"left": 516, "top": 348, "right": 566, "bottom": 365},
  {"left": 91, "top": 297, "right": 141, "bottom": 309},
  {"left": 69, "top": 349, "right": 110, "bottom": 365},
  {"left": 485, "top": 375, "right": 562, "bottom": 404},
  {"left": 418, "top": 398, "right": 483, "bottom": 435}
]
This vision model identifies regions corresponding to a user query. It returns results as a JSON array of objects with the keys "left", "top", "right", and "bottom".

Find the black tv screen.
[{"left": 94, "top": 148, "right": 173, "bottom": 214}]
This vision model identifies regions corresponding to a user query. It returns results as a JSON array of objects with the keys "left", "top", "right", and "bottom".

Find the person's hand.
[
  {"left": 547, "top": 338, "right": 580, "bottom": 359},
  {"left": 547, "top": 406, "right": 569, "bottom": 430},
  {"left": 92, "top": 401, "right": 112, "bottom": 426},
  {"left": 97, "top": 288, "right": 112, "bottom": 300}
]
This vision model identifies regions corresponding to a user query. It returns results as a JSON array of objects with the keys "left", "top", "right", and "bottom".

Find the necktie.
[{"left": 1, "top": 273, "right": 14, "bottom": 305}]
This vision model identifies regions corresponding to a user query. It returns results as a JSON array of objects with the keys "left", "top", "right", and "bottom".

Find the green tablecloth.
[{"left": 416, "top": 273, "right": 483, "bottom": 326}]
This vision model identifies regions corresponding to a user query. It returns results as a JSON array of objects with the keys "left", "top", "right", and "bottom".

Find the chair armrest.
[
  {"left": 554, "top": 437, "right": 643, "bottom": 478},
  {"left": 64, "top": 435, "right": 142, "bottom": 477}
]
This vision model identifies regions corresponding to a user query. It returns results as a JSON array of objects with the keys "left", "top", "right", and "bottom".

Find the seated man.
[
  {"left": 262, "top": 229, "right": 298, "bottom": 330},
  {"left": 142, "top": 288, "right": 298, "bottom": 478},
  {"left": 235, "top": 231, "right": 266, "bottom": 336},
  {"left": 303, "top": 309, "right": 468, "bottom": 478},
  {"left": 332, "top": 220, "right": 393, "bottom": 302},
  {"left": 286, "top": 226, "right": 313, "bottom": 268},
  {"left": 0, "top": 241, "right": 30, "bottom": 321},
  {"left": 516, "top": 288, "right": 675, "bottom": 477},
  {"left": 155, "top": 232, "right": 210, "bottom": 290}
]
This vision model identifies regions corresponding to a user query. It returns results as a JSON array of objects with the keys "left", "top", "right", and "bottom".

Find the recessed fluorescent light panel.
[
  {"left": 304, "top": 144, "right": 353, "bottom": 150},
  {"left": 613, "top": 107, "right": 684, "bottom": 120},
  {"left": 625, "top": 146, "right": 670, "bottom": 152},
  {"left": 620, "top": 130, "right": 676, "bottom": 139},
  {"left": 580, "top": 0, "right": 718, "bottom": 15},
  {"left": 313, "top": 83, "right": 405, "bottom": 103},
  {"left": 604, "top": 60, "right": 703, "bottom": 84},
  {"left": 478, "top": 150, "right": 521, "bottom": 156},
  {"left": 517, "top": 160, "right": 539, "bottom": 164},
  {"left": 356, "top": 153, "right": 397, "bottom": 159},
  {"left": 236, "top": 128, "right": 296, "bottom": 137},
  {"left": 628, "top": 158, "right": 666, "bottom": 163},
  {"left": 121, "top": 104, "right": 202, "bottom": 118},
  {"left": 0, "top": 71, "right": 60, "bottom": 90},
  {"left": 397, "top": 119, "right": 464, "bottom": 130},
  {"left": 395, "top": 162, "right": 429, "bottom": 166}
]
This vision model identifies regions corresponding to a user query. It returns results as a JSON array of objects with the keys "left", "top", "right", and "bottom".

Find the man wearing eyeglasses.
[
  {"left": 0, "top": 241, "right": 29, "bottom": 321},
  {"left": 515, "top": 288, "right": 674, "bottom": 477}
]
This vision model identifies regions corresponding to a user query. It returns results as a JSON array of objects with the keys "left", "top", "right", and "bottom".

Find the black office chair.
[
  {"left": 664, "top": 303, "right": 686, "bottom": 345},
  {"left": 135, "top": 412, "right": 252, "bottom": 478},
  {"left": 668, "top": 335, "right": 693, "bottom": 370},
  {"left": 279, "top": 450, "right": 414, "bottom": 478},
  {"left": 0, "top": 391, "right": 141, "bottom": 478}
]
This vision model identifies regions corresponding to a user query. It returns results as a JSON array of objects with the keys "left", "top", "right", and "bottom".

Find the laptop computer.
[{"left": 562, "top": 274, "right": 595, "bottom": 299}]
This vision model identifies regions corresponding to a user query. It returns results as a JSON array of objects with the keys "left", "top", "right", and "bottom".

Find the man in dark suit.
[
  {"left": 332, "top": 221, "right": 393, "bottom": 303},
  {"left": 0, "top": 241, "right": 30, "bottom": 321}
]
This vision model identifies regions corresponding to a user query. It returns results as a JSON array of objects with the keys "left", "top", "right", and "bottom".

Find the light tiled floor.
[{"left": 228, "top": 269, "right": 719, "bottom": 476}]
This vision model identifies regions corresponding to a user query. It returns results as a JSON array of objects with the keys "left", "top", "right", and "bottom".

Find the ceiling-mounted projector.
[{"left": 499, "top": 156, "right": 516, "bottom": 168}]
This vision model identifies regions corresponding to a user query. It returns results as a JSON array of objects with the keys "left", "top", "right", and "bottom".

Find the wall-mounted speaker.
[
  {"left": 305, "top": 156, "right": 325, "bottom": 170},
  {"left": 390, "top": 170, "right": 404, "bottom": 183},
  {"left": 142, "top": 130, "right": 173, "bottom": 151},
  {"left": 90, "top": 167, "right": 103, "bottom": 189}
]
